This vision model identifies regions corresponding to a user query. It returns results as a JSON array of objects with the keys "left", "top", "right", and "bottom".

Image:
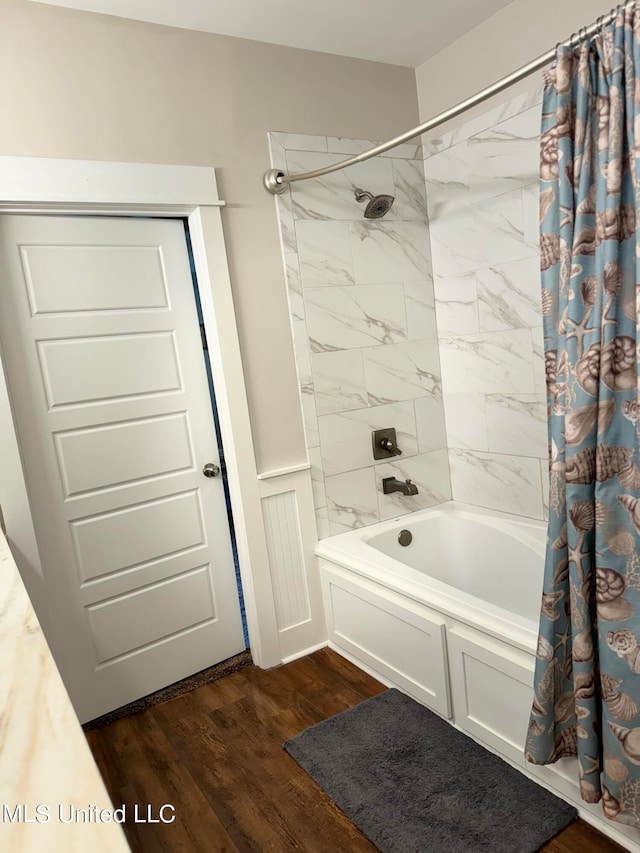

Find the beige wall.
[
  {"left": 416, "top": 0, "right": 611, "bottom": 134},
  {"left": 0, "top": 0, "right": 418, "bottom": 473}
]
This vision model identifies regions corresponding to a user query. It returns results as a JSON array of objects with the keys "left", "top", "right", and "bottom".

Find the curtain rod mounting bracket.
[{"left": 264, "top": 169, "right": 288, "bottom": 194}]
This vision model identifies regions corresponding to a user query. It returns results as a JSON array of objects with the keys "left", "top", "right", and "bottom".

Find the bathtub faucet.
[{"left": 382, "top": 477, "right": 418, "bottom": 496}]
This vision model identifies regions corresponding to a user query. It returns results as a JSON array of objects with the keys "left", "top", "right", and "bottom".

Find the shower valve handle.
[
  {"left": 380, "top": 438, "right": 402, "bottom": 456},
  {"left": 372, "top": 427, "right": 403, "bottom": 460}
]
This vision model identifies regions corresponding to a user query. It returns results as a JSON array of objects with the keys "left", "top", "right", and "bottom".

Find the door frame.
[{"left": 0, "top": 155, "right": 281, "bottom": 668}]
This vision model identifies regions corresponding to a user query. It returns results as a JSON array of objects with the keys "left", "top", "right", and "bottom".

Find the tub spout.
[{"left": 382, "top": 477, "right": 418, "bottom": 496}]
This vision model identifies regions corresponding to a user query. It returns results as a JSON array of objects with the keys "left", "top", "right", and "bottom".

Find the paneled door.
[{"left": 0, "top": 215, "right": 245, "bottom": 722}]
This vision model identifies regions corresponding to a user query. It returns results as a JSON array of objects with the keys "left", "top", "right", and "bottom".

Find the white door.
[{"left": 0, "top": 214, "right": 245, "bottom": 723}]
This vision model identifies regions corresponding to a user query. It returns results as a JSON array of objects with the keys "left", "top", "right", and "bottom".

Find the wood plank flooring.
[{"left": 86, "top": 648, "right": 627, "bottom": 853}]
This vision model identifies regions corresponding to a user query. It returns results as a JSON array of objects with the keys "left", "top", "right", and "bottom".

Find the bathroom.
[{"left": 0, "top": 0, "right": 639, "bottom": 851}]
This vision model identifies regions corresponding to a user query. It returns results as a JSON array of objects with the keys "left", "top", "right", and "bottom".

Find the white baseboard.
[{"left": 280, "top": 641, "right": 328, "bottom": 665}]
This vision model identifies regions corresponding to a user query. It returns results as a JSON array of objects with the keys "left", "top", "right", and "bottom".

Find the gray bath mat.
[{"left": 284, "top": 689, "right": 577, "bottom": 853}]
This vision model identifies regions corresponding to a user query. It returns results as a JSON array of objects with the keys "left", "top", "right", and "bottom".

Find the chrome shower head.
[{"left": 354, "top": 188, "right": 395, "bottom": 219}]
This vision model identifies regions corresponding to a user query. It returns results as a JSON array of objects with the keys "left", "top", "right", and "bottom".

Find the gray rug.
[{"left": 284, "top": 689, "right": 577, "bottom": 853}]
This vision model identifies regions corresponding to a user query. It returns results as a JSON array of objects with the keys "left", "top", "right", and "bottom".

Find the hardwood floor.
[{"left": 86, "top": 648, "right": 626, "bottom": 853}]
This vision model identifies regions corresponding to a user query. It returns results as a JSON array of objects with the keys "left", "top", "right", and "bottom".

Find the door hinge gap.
[{"left": 199, "top": 322, "right": 208, "bottom": 350}]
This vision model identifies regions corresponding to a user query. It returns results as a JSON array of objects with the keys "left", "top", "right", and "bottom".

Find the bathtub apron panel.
[
  {"left": 447, "top": 624, "right": 535, "bottom": 766},
  {"left": 321, "top": 563, "right": 451, "bottom": 717}
]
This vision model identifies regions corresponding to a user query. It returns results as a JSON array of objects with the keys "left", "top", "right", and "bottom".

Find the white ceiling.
[{"left": 31, "top": 0, "right": 514, "bottom": 67}]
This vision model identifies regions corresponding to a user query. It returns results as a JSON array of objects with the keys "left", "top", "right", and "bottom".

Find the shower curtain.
[{"left": 525, "top": 5, "right": 640, "bottom": 827}]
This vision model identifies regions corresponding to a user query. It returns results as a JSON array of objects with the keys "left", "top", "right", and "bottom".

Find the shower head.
[{"left": 354, "top": 188, "right": 395, "bottom": 219}]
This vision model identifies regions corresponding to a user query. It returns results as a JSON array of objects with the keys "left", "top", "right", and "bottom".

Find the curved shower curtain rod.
[{"left": 264, "top": 1, "right": 634, "bottom": 194}]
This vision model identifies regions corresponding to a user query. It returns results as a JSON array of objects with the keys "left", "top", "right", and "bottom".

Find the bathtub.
[
  {"left": 317, "top": 500, "right": 546, "bottom": 664},
  {"left": 317, "top": 499, "right": 545, "bottom": 729},
  {"left": 316, "top": 500, "right": 640, "bottom": 851}
]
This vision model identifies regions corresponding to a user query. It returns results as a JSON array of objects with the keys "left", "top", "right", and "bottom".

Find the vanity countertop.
[{"left": 0, "top": 528, "right": 130, "bottom": 852}]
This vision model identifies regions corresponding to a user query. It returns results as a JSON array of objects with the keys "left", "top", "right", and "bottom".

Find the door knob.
[{"left": 202, "top": 463, "right": 221, "bottom": 478}]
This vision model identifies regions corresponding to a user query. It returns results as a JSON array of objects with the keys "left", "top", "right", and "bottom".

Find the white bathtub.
[
  {"left": 317, "top": 501, "right": 545, "bottom": 659},
  {"left": 316, "top": 501, "right": 640, "bottom": 852}
]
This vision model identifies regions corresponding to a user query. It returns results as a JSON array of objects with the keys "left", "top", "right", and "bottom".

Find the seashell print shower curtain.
[{"left": 525, "top": 3, "right": 640, "bottom": 827}]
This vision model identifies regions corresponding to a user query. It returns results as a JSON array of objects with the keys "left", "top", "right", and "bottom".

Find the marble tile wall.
[
  {"left": 270, "top": 88, "right": 547, "bottom": 536},
  {"left": 425, "top": 89, "right": 549, "bottom": 521},
  {"left": 269, "top": 132, "right": 451, "bottom": 537}
]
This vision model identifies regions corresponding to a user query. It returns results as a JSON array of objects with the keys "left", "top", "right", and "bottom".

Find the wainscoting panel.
[
  {"left": 261, "top": 490, "right": 310, "bottom": 631},
  {"left": 258, "top": 466, "right": 326, "bottom": 659}
]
